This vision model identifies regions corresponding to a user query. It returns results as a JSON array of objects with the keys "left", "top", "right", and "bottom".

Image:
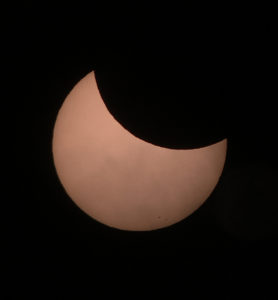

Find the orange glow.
[{"left": 52, "top": 72, "right": 227, "bottom": 231}]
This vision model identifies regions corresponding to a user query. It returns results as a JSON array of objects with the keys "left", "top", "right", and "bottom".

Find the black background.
[{"left": 8, "top": 2, "right": 277, "bottom": 298}]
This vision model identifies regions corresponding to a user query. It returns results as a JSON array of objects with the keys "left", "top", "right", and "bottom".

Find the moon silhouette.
[{"left": 52, "top": 71, "right": 227, "bottom": 231}]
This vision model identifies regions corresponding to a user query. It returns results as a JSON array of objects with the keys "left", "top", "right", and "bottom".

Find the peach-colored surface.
[{"left": 52, "top": 72, "right": 227, "bottom": 231}]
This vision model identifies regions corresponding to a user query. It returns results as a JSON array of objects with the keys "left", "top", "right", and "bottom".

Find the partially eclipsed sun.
[{"left": 52, "top": 71, "right": 227, "bottom": 231}]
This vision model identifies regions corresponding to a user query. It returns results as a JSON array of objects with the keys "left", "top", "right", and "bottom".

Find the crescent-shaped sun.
[{"left": 52, "top": 71, "right": 227, "bottom": 231}]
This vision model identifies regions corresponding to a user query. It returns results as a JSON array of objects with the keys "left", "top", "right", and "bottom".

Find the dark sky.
[{"left": 8, "top": 2, "right": 277, "bottom": 298}]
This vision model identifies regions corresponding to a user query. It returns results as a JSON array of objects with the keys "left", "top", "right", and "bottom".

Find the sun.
[{"left": 52, "top": 71, "right": 227, "bottom": 231}]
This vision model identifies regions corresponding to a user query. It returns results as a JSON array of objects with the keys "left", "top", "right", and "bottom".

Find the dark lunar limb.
[{"left": 94, "top": 42, "right": 230, "bottom": 149}]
